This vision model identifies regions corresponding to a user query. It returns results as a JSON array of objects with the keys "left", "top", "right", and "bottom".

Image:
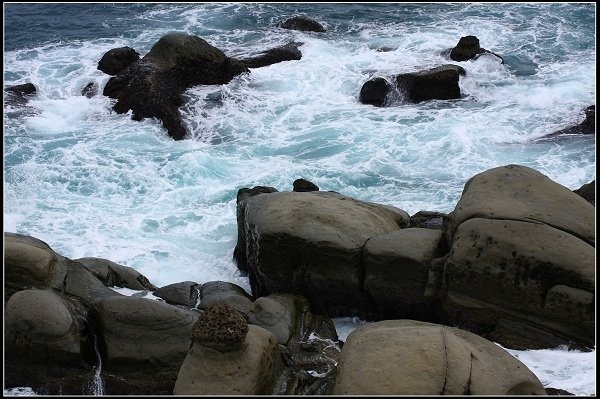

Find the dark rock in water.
[
  {"left": 277, "top": 16, "right": 326, "bottom": 32},
  {"left": 192, "top": 303, "right": 249, "bottom": 351},
  {"left": 573, "top": 180, "right": 595, "bottom": 206},
  {"left": 81, "top": 82, "right": 98, "bottom": 98},
  {"left": 360, "top": 65, "right": 465, "bottom": 106},
  {"left": 233, "top": 186, "right": 279, "bottom": 272},
  {"left": 102, "top": 33, "right": 249, "bottom": 140},
  {"left": 450, "top": 35, "right": 486, "bottom": 61},
  {"left": 5, "top": 83, "right": 37, "bottom": 106},
  {"left": 395, "top": 65, "right": 466, "bottom": 103},
  {"left": 359, "top": 77, "right": 392, "bottom": 107},
  {"left": 293, "top": 178, "right": 319, "bottom": 192},
  {"left": 241, "top": 42, "right": 303, "bottom": 69},
  {"left": 154, "top": 281, "right": 201, "bottom": 307},
  {"left": 546, "top": 387, "right": 575, "bottom": 395},
  {"left": 546, "top": 105, "right": 595, "bottom": 137},
  {"left": 450, "top": 35, "right": 503, "bottom": 64},
  {"left": 6, "top": 82, "right": 36, "bottom": 95},
  {"left": 97, "top": 46, "right": 140, "bottom": 76}
]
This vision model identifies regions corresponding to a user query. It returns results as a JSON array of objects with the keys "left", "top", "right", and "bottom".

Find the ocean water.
[{"left": 3, "top": 3, "right": 596, "bottom": 396}]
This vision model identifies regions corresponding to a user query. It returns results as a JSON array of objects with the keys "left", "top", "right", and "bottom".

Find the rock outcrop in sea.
[
  {"left": 359, "top": 64, "right": 466, "bottom": 106},
  {"left": 276, "top": 16, "right": 326, "bottom": 32}
]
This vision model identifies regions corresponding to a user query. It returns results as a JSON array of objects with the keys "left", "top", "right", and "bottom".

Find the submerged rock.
[
  {"left": 5, "top": 82, "right": 37, "bottom": 106},
  {"left": 277, "top": 16, "right": 326, "bottom": 32},
  {"left": 81, "top": 82, "right": 99, "bottom": 98},
  {"left": 241, "top": 42, "right": 303, "bottom": 69},
  {"left": 547, "top": 105, "right": 595, "bottom": 136}
]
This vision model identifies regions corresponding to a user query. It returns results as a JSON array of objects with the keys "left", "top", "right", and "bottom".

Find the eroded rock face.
[
  {"left": 174, "top": 325, "right": 283, "bottom": 395},
  {"left": 441, "top": 165, "right": 595, "bottom": 349},
  {"left": 192, "top": 303, "right": 249, "bottom": 351},
  {"left": 332, "top": 320, "right": 547, "bottom": 395},
  {"left": 277, "top": 16, "right": 326, "bottom": 32}
]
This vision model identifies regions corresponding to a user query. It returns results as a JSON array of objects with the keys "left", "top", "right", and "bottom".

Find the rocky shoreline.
[{"left": 4, "top": 163, "right": 594, "bottom": 395}]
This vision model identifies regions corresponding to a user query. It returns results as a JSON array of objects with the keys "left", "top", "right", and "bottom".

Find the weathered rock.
[
  {"left": 293, "top": 178, "right": 319, "bottom": 192},
  {"left": 360, "top": 65, "right": 466, "bottom": 106},
  {"left": 49, "top": 259, "right": 121, "bottom": 303},
  {"left": 199, "top": 281, "right": 254, "bottom": 317},
  {"left": 277, "top": 16, "right": 326, "bottom": 32},
  {"left": 97, "top": 46, "right": 140, "bottom": 75},
  {"left": 248, "top": 295, "right": 294, "bottom": 345},
  {"left": 81, "top": 82, "right": 98, "bottom": 98},
  {"left": 446, "top": 164, "right": 595, "bottom": 246},
  {"left": 363, "top": 228, "right": 444, "bottom": 318},
  {"left": 241, "top": 42, "right": 303, "bottom": 69},
  {"left": 4, "top": 233, "right": 66, "bottom": 299},
  {"left": 573, "top": 180, "right": 595, "bottom": 206},
  {"left": 410, "top": 210, "right": 446, "bottom": 229},
  {"left": 442, "top": 217, "right": 595, "bottom": 348},
  {"left": 174, "top": 324, "right": 283, "bottom": 395},
  {"left": 332, "top": 320, "right": 547, "bottom": 395},
  {"left": 103, "top": 33, "right": 249, "bottom": 140},
  {"left": 4, "top": 289, "right": 95, "bottom": 395},
  {"left": 233, "top": 186, "right": 279, "bottom": 272},
  {"left": 192, "top": 303, "right": 249, "bottom": 351},
  {"left": 95, "top": 295, "right": 199, "bottom": 394},
  {"left": 238, "top": 190, "right": 409, "bottom": 318},
  {"left": 154, "top": 281, "right": 201, "bottom": 307},
  {"left": 74, "top": 257, "right": 157, "bottom": 291}
]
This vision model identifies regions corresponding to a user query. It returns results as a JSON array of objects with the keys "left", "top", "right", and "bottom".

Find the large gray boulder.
[
  {"left": 4, "top": 289, "right": 94, "bottom": 394},
  {"left": 237, "top": 190, "right": 409, "bottom": 317},
  {"left": 174, "top": 324, "right": 283, "bottom": 395},
  {"left": 95, "top": 295, "right": 199, "bottom": 394},
  {"left": 332, "top": 320, "right": 547, "bottom": 395},
  {"left": 153, "top": 281, "right": 201, "bottom": 307},
  {"left": 199, "top": 281, "right": 254, "bottom": 317},
  {"left": 441, "top": 165, "right": 595, "bottom": 349},
  {"left": 446, "top": 164, "right": 595, "bottom": 246},
  {"left": 102, "top": 33, "right": 248, "bottom": 140},
  {"left": 363, "top": 228, "right": 444, "bottom": 319}
]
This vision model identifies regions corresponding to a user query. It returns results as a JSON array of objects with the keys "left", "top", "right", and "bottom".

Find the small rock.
[
  {"left": 277, "top": 16, "right": 326, "bottom": 32},
  {"left": 192, "top": 303, "right": 249, "bottom": 352},
  {"left": 293, "top": 178, "right": 319, "bottom": 192},
  {"left": 81, "top": 82, "right": 98, "bottom": 98}
]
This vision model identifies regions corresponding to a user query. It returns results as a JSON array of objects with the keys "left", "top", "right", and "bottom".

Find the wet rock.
[
  {"left": 409, "top": 210, "right": 446, "bottom": 229},
  {"left": 549, "top": 105, "right": 595, "bottom": 136},
  {"left": 241, "top": 42, "right": 303, "bottom": 69},
  {"left": 97, "top": 46, "right": 140, "bottom": 75},
  {"left": 199, "top": 281, "right": 254, "bottom": 317},
  {"left": 360, "top": 65, "right": 466, "bottom": 106},
  {"left": 154, "top": 281, "right": 201, "bottom": 307},
  {"left": 6, "top": 82, "right": 36, "bottom": 95},
  {"left": 102, "top": 33, "right": 249, "bottom": 140},
  {"left": 293, "top": 178, "right": 319, "bottom": 192},
  {"left": 277, "top": 16, "right": 326, "bottom": 32},
  {"left": 81, "top": 82, "right": 98, "bottom": 98},
  {"left": 5, "top": 83, "right": 37, "bottom": 106},
  {"left": 233, "top": 186, "right": 279, "bottom": 272},
  {"left": 450, "top": 35, "right": 486, "bottom": 61},
  {"left": 192, "top": 303, "right": 249, "bottom": 352}
]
